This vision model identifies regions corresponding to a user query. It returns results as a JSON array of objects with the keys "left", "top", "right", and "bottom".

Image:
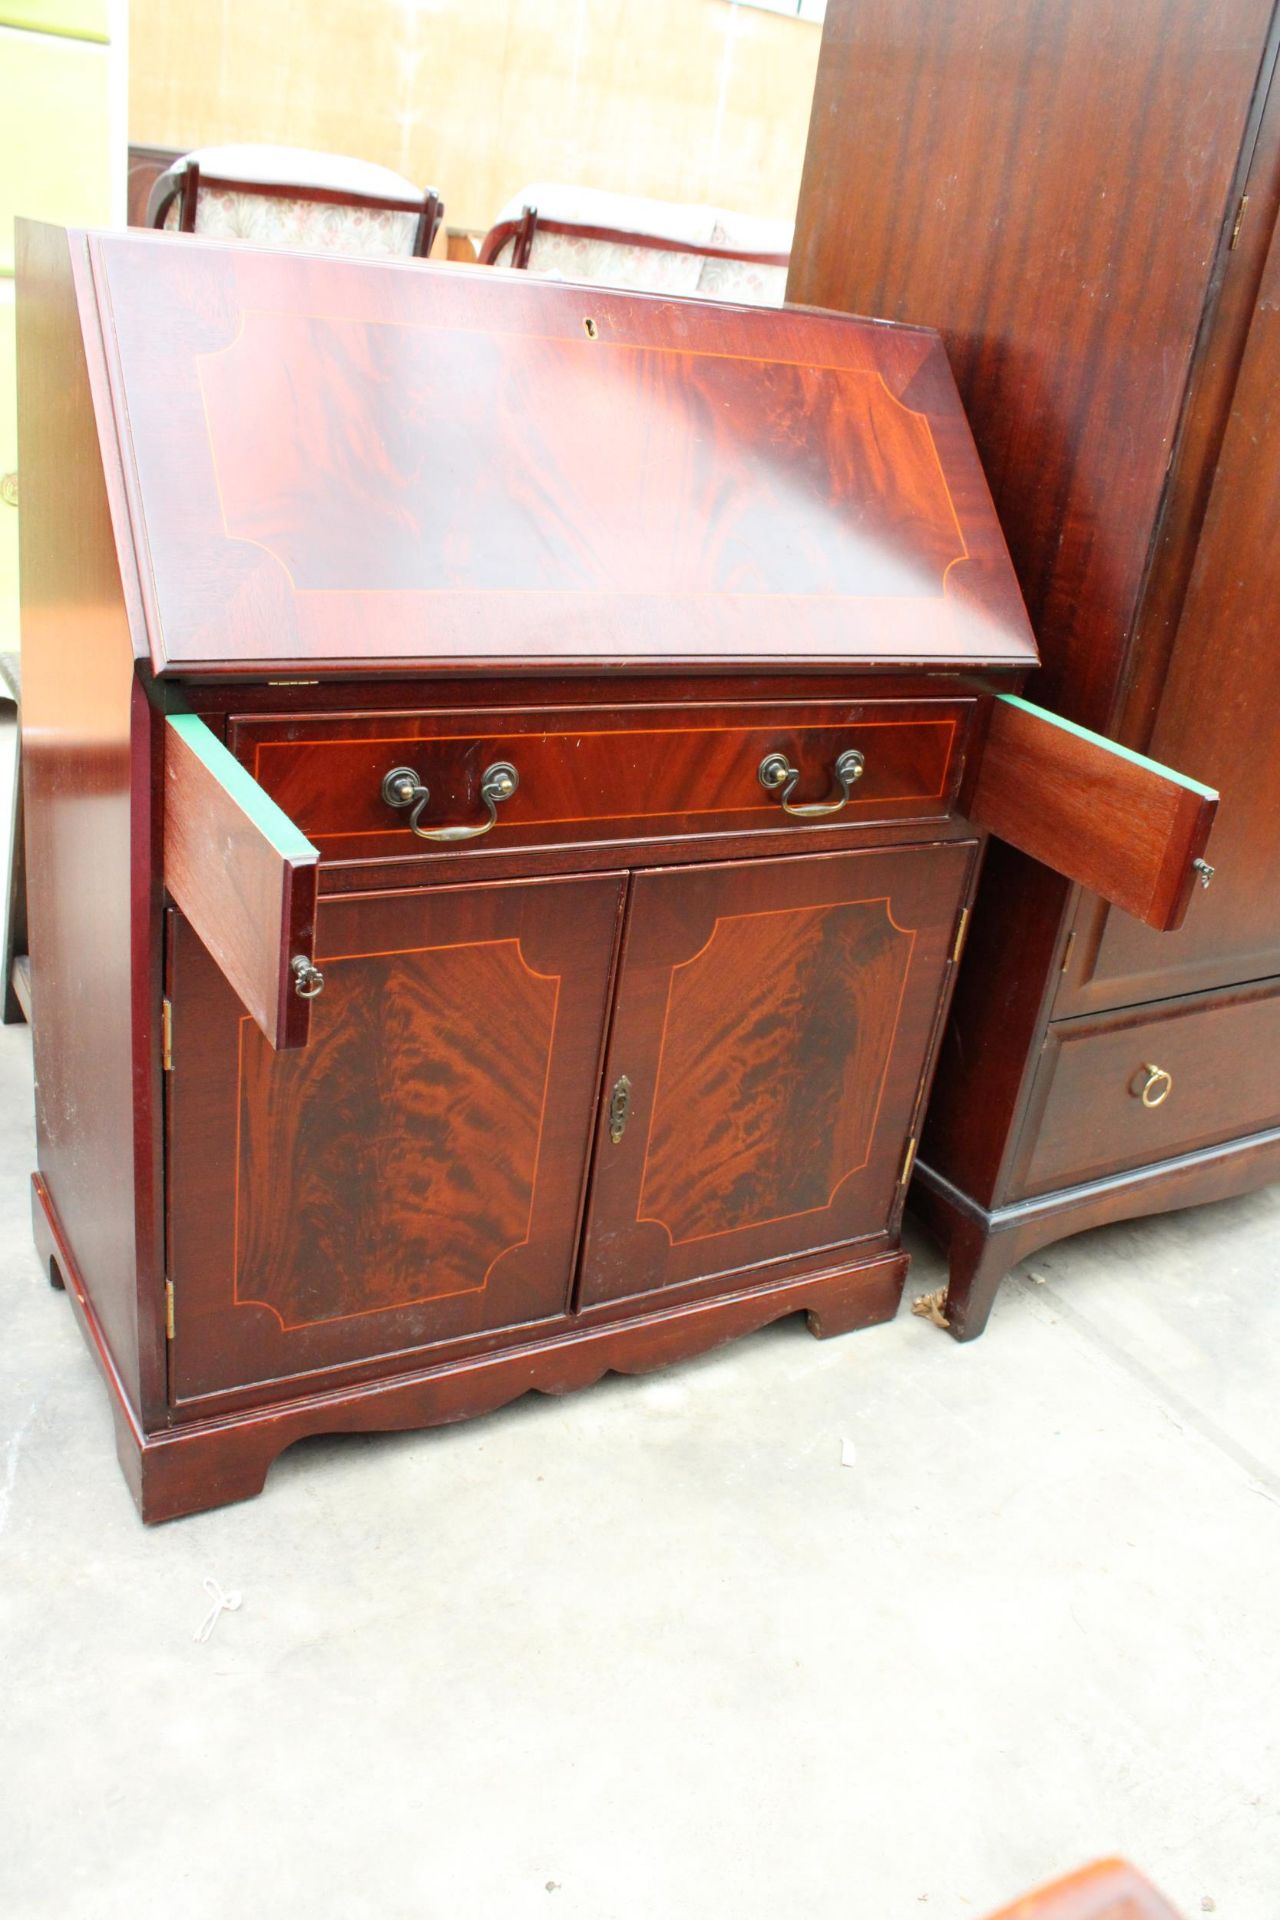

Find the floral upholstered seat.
[
  {"left": 479, "top": 183, "right": 791, "bottom": 306},
  {"left": 147, "top": 145, "right": 444, "bottom": 260}
]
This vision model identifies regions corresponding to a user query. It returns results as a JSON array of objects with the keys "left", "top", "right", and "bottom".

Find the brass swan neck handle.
[
  {"left": 381, "top": 761, "right": 520, "bottom": 842},
  {"left": 758, "top": 748, "right": 865, "bottom": 819}
]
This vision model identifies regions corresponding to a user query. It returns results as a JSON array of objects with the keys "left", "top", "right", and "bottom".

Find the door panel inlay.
[
  {"left": 234, "top": 938, "right": 558, "bottom": 1328},
  {"left": 577, "top": 842, "right": 975, "bottom": 1310},
  {"left": 166, "top": 873, "right": 625, "bottom": 1402},
  {"left": 638, "top": 901, "right": 915, "bottom": 1243}
]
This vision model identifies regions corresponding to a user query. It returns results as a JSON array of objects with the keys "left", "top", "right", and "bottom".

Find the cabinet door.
[
  {"left": 579, "top": 842, "right": 975, "bottom": 1308},
  {"left": 167, "top": 873, "right": 624, "bottom": 1403}
]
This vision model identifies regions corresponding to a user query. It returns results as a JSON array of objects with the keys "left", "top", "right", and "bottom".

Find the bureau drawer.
[
  {"left": 1015, "top": 982, "right": 1280, "bottom": 1197},
  {"left": 228, "top": 699, "right": 971, "bottom": 861}
]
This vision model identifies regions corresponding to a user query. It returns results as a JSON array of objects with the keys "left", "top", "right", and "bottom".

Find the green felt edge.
[
  {"left": 167, "top": 714, "right": 318, "bottom": 862},
  {"left": 998, "top": 694, "right": 1218, "bottom": 801}
]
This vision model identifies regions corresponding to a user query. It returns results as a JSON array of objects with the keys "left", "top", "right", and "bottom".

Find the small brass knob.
[{"left": 382, "top": 766, "right": 424, "bottom": 809}]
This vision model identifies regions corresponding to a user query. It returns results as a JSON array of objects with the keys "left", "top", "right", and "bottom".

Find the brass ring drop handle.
[
  {"left": 1136, "top": 1063, "right": 1173, "bottom": 1109},
  {"left": 758, "top": 748, "right": 865, "bottom": 818},
  {"left": 291, "top": 955, "right": 324, "bottom": 1000},
  {"left": 381, "top": 761, "right": 520, "bottom": 841}
]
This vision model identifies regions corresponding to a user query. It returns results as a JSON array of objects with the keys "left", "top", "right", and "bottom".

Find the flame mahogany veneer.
[{"left": 16, "top": 226, "right": 1212, "bottom": 1518}]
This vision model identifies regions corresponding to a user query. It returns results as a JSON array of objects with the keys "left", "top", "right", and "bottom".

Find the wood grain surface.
[
  {"left": 39, "top": 1162, "right": 906, "bottom": 1524},
  {"left": 163, "top": 715, "right": 320, "bottom": 1050},
  {"left": 968, "top": 696, "right": 1217, "bottom": 933},
  {"left": 165, "top": 874, "right": 626, "bottom": 1401},
  {"left": 1067, "top": 196, "right": 1280, "bottom": 1006},
  {"left": 84, "top": 229, "right": 1036, "bottom": 675},
  {"left": 230, "top": 695, "right": 972, "bottom": 859},
  {"left": 235, "top": 940, "right": 559, "bottom": 1327},
  {"left": 1012, "top": 980, "right": 1280, "bottom": 1198},
  {"left": 580, "top": 840, "right": 975, "bottom": 1306},
  {"left": 636, "top": 900, "right": 912, "bottom": 1243},
  {"left": 790, "top": 0, "right": 1275, "bottom": 727},
  {"left": 16, "top": 221, "right": 165, "bottom": 1421},
  {"left": 913, "top": 1123, "right": 1280, "bottom": 1343},
  {"left": 793, "top": 0, "right": 1280, "bottom": 1333}
]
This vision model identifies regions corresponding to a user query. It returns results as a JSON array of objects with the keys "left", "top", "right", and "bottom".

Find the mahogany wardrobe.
[{"left": 789, "top": 0, "right": 1280, "bottom": 1335}]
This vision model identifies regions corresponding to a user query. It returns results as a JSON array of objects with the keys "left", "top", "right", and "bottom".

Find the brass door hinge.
[
  {"left": 950, "top": 905, "right": 972, "bottom": 965},
  {"left": 1230, "top": 193, "right": 1249, "bottom": 249},
  {"left": 164, "top": 1279, "right": 175, "bottom": 1341},
  {"left": 1060, "top": 928, "right": 1077, "bottom": 975},
  {"left": 161, "top": 997, "right": 174, "bottom": 1071},
  {"left": 899, "top": 1134, "right": 918, "bottom": 1187}
]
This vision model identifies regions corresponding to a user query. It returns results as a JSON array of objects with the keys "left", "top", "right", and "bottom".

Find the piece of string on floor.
[{"left": 194, "top": 1576, "right": 243, "bottom": 1643}]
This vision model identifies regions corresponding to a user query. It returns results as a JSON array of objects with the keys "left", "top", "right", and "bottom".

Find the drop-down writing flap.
[
  {"left": 969, "top": 695, "right": 1218, "bottom": 932},
  {"left": 82, "top": 228, "right": 1038, "bottom": 677}
]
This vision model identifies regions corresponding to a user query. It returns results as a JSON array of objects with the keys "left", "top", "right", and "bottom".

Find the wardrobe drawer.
[
  {"left": 229, "top": 699, "right": 972, "bottom": 860},
  {"left": 1016, "top": 983, "right": 1280, "bottom": 1197}
]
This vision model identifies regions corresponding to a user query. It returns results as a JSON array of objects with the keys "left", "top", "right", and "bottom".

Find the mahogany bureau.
[{"left": 15, "top": 225, "right": 1214, "bottom": 1519}]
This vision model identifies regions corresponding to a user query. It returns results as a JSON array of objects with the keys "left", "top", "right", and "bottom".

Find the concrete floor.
[{"left": 2, "top": 732, "right": 1278, "bottom": 1915}]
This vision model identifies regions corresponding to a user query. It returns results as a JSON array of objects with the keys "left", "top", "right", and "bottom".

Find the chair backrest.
[
  {"left": 479, "top": 186, "right": 790, "bottom": 307},
  {"left": 146, "top": 145, "right": 444, "bottom": 261}
]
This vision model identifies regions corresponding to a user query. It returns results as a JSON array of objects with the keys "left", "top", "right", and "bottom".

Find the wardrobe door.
[
  {"left": 166, "top": 872, "right": 625, "bottom": 1403},
  {"left": 579, "top": 842, "right": 975, "bottom": 1308},
  {"left": 1064, "top": 201, "right": 1280, "bottom": 1012}
]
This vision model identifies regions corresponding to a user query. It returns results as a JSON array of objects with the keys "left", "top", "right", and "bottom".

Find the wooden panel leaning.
[
  {"left": 969, "top": 697, "right": 1217, "bottom": 932},
  {"left": 984, "top": 1858, "right": 1183, "bottom": 1920},
  {"left": 163, "top": 714, "right": 320, "bottom": 1050}
]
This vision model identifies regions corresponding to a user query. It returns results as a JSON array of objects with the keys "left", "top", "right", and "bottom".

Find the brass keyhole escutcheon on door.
[{"left": 608, "top": 1074, "right": 632, "bottom": 1144}]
